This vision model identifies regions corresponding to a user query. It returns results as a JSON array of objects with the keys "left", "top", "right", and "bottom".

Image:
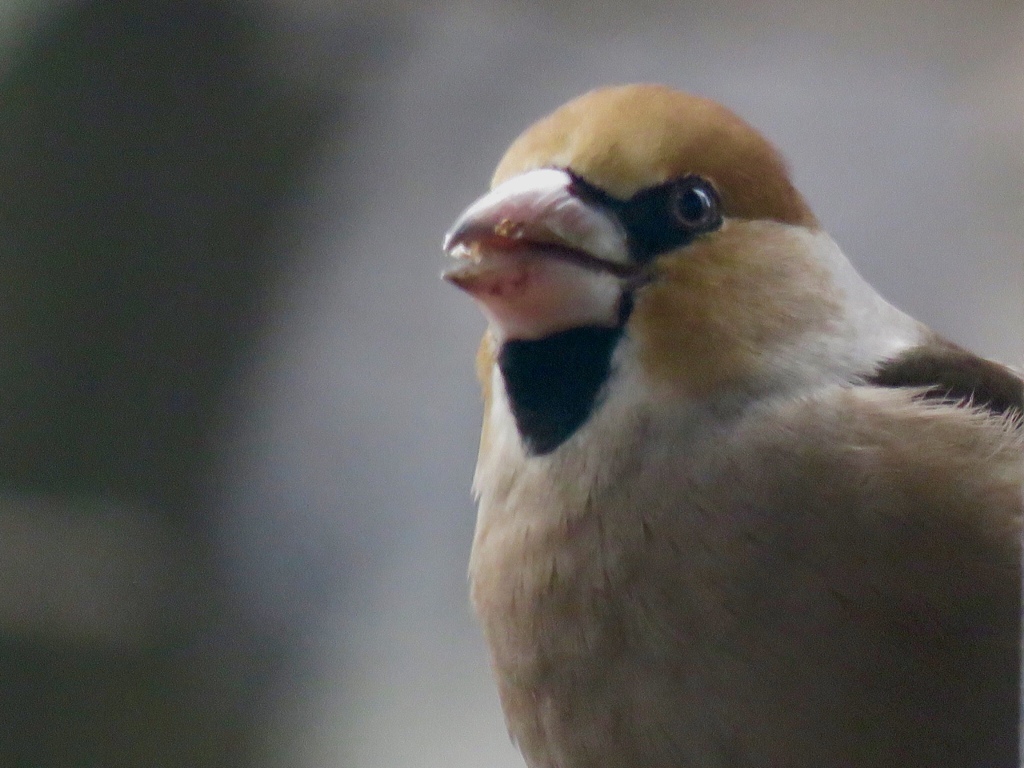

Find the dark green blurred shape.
[
  {"left": 0, "top": 0, "right": 332, "bottom": 764},
  {"left": 0, "top": 0, "right": 317, "bottom": 511}
]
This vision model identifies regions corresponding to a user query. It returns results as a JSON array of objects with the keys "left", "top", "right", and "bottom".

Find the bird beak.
[{"left": 442, "top": 168, "right": 633, "bottom": 340}]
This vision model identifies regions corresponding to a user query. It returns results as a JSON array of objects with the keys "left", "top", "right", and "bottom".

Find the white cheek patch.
[{"left": 446, "top": 244, "right": 623, "bottom": 341}]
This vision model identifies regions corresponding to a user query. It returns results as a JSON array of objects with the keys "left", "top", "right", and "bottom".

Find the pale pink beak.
[{"left": 443, "top": 168, "right": 633, "bottom": 341}]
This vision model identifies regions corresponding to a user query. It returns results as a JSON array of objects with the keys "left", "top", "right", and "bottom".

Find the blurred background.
[{"left": 0, "top": 1, "right": 1020, "bottom": 766}]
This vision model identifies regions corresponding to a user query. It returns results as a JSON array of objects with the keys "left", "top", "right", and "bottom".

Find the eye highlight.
[{"left": 669, "top": 178, "right": 720, "bottom": 231}]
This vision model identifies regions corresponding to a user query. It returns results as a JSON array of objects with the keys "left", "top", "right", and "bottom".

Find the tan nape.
[{"left": 632, "top": 220, "right": 838, "bottom": 397}]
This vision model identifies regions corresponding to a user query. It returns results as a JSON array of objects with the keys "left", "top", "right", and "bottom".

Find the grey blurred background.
[{"left": 0, "top": 1, "right": 1020, "bottom": 766}]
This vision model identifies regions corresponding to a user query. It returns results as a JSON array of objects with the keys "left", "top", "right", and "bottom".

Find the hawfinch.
[{"left": 443, "top": 84, "right": 1023, "bottom": 767}]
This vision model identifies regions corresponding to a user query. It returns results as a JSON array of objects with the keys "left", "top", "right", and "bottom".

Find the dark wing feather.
[{"left": 869, "top": 338, "right": 1023, "bottom": 415}]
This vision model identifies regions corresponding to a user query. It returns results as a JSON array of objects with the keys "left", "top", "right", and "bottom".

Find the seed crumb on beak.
[{"left": 495, "top": 218, "right": 524, "bottom": 239}]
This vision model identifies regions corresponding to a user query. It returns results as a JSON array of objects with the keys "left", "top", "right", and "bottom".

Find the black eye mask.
[{"left": 566, "top": 171, "right": 723, "bottom": 263}]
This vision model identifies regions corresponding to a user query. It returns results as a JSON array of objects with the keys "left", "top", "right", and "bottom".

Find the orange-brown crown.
[{"left": 493, "top": 83, "right": 816, "bottom": 229}]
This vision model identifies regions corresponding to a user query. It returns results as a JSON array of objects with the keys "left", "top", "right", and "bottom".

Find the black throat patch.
[{"left": 498, "top": 326, "right": 623, "bottom": 455}]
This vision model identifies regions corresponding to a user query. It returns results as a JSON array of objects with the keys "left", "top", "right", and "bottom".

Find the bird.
[{"left": 442, "top": 84, "right": 1023, "bottom": 768}]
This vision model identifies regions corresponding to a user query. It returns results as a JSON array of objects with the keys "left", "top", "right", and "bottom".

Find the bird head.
[{"left": 444, "top": 84, "right": 914, "bottom": 453}]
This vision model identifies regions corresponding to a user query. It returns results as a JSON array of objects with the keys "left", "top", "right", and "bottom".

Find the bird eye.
[
  {"left": 669, "top": 178, "right": 720, "bottom": 231},
  {"left": 599, "top": 174, "right": 723, "bottom": 264}
]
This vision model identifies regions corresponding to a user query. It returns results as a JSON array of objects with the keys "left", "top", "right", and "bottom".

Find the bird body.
[{"left": 444, "top": 84, "right": 1023, "bottom": 767}]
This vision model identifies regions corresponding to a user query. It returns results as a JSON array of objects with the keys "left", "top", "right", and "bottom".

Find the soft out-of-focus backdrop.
[{"left": 0, "top": 1, "right": 1020, "bottom": 766}]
